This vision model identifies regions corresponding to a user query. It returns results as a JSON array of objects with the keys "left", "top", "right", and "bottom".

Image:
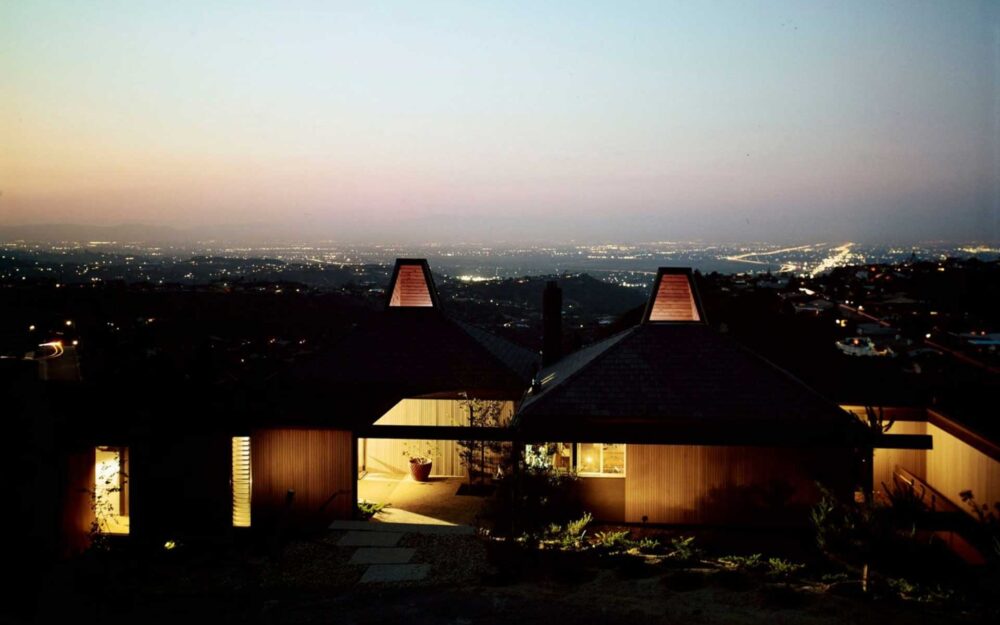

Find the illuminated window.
[
  {"left": 524, "top": 442, "right": 573, "bottom": 472},
  {"left": 576, "top": 443, "right": 626, "bottom": 477},
  {"left": 94, "top": 446, "right": 129, "bottom": 534},
  {"left": 231, "top": 436, "right": 252, "bottom": 527}
]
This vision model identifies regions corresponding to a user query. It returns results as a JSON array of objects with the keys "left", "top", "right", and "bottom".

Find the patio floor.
[{"left": 358, "top": 472, "right": 487, "bottom": 526}]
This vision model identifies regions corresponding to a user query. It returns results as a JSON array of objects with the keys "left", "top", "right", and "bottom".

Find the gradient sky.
[{"left": 2, "top": 1, "right": 997, "bottom": 244}]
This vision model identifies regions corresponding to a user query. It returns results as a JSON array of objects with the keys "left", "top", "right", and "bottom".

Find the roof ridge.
[
  {"left": 517, "top": 327, "right": 637, "bottom": 418},
  {"left": 451, "top": 318, "right": 538, "bottom": 383}
]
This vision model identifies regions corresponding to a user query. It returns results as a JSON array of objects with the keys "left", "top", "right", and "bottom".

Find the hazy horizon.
[{"left": 3, "top": 1, "right": 998, "bottom": 245}]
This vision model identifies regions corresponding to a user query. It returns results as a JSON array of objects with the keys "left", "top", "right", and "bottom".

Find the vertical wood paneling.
[
  {"left": 625, "top": 445, "right": 849, "bottom": 525},
  {"left": 251, "top": 428, "right": 354, "bottom": 527},
  {"left": 62, "top": 447, "right": 95, "bottom": 555},
  {"left": 873, "top": 420, "right": 927, "bottom": 495},
  {"left": 925, "top": 423, "right": 1000, "bottom": 517},
  {"left": 363, "top": 399, "right": 514, "bottom": 476}
]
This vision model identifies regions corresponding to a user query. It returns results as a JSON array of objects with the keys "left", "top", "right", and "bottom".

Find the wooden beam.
[{"left": 357, "top": 424, "right": 930, "bottom": 449}]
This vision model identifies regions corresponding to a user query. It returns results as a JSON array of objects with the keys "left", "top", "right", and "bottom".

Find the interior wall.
[{"left": 362, "top": 398, "right": 514, "bottom": 477}]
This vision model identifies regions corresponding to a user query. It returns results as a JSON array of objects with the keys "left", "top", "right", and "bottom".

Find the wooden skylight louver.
[
  {"left": 644, "top": 268, "right": 705, "bottom": 323},
  {"left": 387, "top": 260, "right": 437, "bottom": 308}
]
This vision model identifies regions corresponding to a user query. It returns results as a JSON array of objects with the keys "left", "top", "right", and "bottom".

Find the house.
[
  {"left": 515, "top": 268, "right": 871, "bottom": 524},
  {"left": 50, "top": 259, "right": 935, "bottom": 551}
]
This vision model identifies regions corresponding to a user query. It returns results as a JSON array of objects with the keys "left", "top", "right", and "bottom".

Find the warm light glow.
[
  {"left": 648, "top": 273, "right": 700, "bottom": 322},
  {"left": 388, "top": 263, "right": 434, "bottom": 307},
  {"left": 94, "top": 446, "right": 129, "bottom": 535},
  {"left": 231, "top": 436, "right": 252, "bottom": 528}
]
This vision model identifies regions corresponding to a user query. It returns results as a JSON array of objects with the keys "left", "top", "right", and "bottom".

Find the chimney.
[{"left": 542, "top": 280, "right": 563, "bottom": 367}]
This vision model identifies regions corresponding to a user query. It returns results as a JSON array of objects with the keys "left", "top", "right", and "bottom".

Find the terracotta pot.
[{"left": 409, "top": 459, "right": 432, "bottom": 482}]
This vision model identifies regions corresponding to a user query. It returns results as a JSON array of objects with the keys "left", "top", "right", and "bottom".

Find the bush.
[
  {"left": 766, "top": 557, "right": 805, "bottom": 579},
  {"left": 542, "top": 513, "right": 592, "bottom": 550},
  {"left": 593, "top": 530, "right": 632, "bottom": 552},
  {"left": 666, "top": 536, "right": 701, "bottom": 563},
  {"left": 483, "top": 458, "right": 581, "bottom": 538},
  {"left": 718, "top": 553, "right": 766, "bottom": 572}
]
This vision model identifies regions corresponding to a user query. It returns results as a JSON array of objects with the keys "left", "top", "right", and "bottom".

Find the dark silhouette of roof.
[
  {"left": 278, "top": 259, "right": 537, "bottom": 426},
  {"left": 516, "top": 268, "right": 859, "bottom": 442}
]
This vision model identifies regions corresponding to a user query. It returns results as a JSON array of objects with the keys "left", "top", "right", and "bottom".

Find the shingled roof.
[
  {"left": 516, "top": 268, "right": 860, "bottom": 443},
  {"left": 277, "top": 259, "right": 537, "bottom": 427}
]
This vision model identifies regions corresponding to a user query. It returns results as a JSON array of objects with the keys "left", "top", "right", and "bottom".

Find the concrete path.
[{"left": 332, "top": 519, "right": 475, "bottom": 583}]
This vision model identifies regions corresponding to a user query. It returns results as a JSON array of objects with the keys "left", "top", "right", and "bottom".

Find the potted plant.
[{"left": 402, "top": 441, "right": 436, "bottom": 482}]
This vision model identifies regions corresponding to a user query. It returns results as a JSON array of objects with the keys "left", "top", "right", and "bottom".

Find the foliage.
[
  {"left": 864, "top": 405, "right": 895, "bottom": 434},
  {"left": 400, "top": 440, "right": 436, "bottom": 464},
  {"left": 636, "top": 537, "right": 661, "bottom": 553},
  {"left": 718, "top": 553, "right": 766, "bottom": 572},
  {"left": 456, "top": 395, "right": 508, "bottom": 485},
  {"left": 666, "top": 536, "right": 701, "bottom": 562},
  {"left": 958, "top": 490, "right": 1000, "bottom": 559},
  {"left": 886, "top": 578, "right": 957, "bottom": 604},
  {"left": 483, "top": 451, "right": 580, "bottom": 538},
  {"left": 542, "top": 513, "right": 592, "bottom": 550},
  {"left": 766, "top": 558, "right": 805, "bottom": 579},
  {"left": 356, "top": 501, "right": 390, "bottom": 520},
  {"left": 88, "top": 448, "right": 128, "bottom": 551},
  {"left": 593, "top": 530, "right": 632, "bottom": 552}
]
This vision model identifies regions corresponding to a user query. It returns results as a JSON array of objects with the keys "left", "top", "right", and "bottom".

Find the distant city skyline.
[{"left": 2, "top": 1, "right": 998, "bottom": 245}]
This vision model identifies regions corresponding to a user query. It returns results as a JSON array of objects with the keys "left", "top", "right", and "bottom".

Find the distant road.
[{"left": 837, "top": 302, "right": 1000, "bottom": 375}]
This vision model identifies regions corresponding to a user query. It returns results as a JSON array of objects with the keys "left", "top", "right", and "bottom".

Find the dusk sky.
[{"left": 2, "top": 1, "right": 997, "bottom": 244}]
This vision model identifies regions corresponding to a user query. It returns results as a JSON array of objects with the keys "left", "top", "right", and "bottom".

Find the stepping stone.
[
  {"left": 360, "top": 564, "right": 431, "bottom": 583},
  {"left": 330, "top": 520, "right": 474, "bottom": 535},
  {"left": 337, "top": 531, "right": 403, "bottom": 547},
  {"left": 349, "top": 547, "right": 416, "bottom": 565}
]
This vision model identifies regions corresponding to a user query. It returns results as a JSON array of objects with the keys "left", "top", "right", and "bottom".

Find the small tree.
[{"left": 457, "top": 395, "right": 507, "bottom": 487}]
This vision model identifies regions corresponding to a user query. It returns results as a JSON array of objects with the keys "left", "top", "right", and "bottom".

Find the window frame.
[{"left": 575, "top": 442, "right": 626, "bottom": 478}]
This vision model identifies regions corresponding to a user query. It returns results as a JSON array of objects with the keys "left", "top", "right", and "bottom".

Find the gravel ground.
[{"left": 19, "top": 531, "right": 990, "bottom": 625}]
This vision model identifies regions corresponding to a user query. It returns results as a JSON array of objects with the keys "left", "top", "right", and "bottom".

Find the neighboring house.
[{"left": 48, "top": 259, "right": 938, "bottom": 551}]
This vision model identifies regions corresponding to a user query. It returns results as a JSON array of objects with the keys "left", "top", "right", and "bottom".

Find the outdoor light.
[
  {"left": 925, "top": 333, "right": 932, "bottom": 339},
  {"left": 28, "top": 325, "right": 35, "bottom": 331},
  {"left": 164, "top": 540, "right": 176, "bottom": 550},
  {"left": 65, "top": 320, "right": 72, "bottom": 326}
]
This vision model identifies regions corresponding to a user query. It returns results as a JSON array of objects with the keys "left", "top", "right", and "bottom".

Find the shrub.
[
  {"left": 718, "top": 553, "right": 766, "bottom": 572},
  {"left": 766, "top": 557, "right": 805, "bottom": 579},
  {"left": 593, "top": 530, "right": 632, "bottom": 552},
  {"left": 542, "top": 513, "right": 592, "bottom": 550},
  {"left": 666, "top": 536, "right": 701, "bottom": 562},
  {"left": 356, "top": 501, "right": 389, "bottom": 519}
]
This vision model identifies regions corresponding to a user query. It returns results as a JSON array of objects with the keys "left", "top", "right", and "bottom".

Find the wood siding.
[
  {"left": 577, "top": 477, "right": 626, "bottom": 522},
  {"left": 129, "top": 430, "right": 232, "bottom": 545},
  {"left": 924, "top": 423, "right": 1000, "bottom": 516},
  {"left": 873, "top": 420, "right": 927, "bottom": 496},
  {"left": 362, "top": 399, "right": 514, "bottom": 476},
  {"left": 624, "top": 444, "right": 853, "bottom": 525},
  {"left": 863, "top": 411, "right": 1000, "bottom": 517},
  {"left": 61, "top": 447, "right": 95, "bottom": 555},
  {"left": 251, "top": 428, "right": 354, "bottom": 528}
]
